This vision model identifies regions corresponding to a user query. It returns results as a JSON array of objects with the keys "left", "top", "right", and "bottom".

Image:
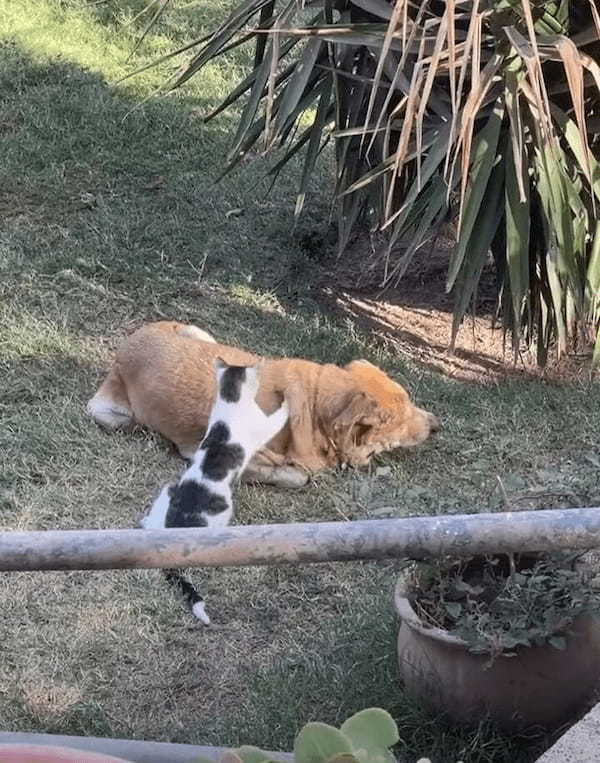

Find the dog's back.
[{"left": 90, "top": 321, "right": 259, "bottom": 457}]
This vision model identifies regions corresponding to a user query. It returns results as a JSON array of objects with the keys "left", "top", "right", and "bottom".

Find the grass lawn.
[{"left": 2, "top": 1, "right": 600, "bottom": 760}]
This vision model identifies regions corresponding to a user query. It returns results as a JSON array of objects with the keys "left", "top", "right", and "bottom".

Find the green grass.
[{"left": 1, "top": 1, "right": 600, "bottom": 761}]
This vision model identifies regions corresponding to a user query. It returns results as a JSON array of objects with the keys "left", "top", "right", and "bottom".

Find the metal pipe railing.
[{"left": 1, "top": 508, "right": 600, "bottom": 572}]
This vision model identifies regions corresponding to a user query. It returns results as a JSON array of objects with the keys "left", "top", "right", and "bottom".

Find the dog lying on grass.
[{"left": 88, "top": 321, "right": 439, "bottom": 488}]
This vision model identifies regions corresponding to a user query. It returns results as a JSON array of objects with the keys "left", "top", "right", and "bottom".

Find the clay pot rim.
[
  {"left": 0, "top": 744, "right": 131, "bottom": 762},
  {"left": 394, "top": 571, "right": 469, "bottom": 648}
]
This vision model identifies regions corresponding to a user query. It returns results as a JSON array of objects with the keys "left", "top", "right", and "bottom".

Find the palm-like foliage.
[{"left": 132, "top": 0, "right": 600, "bottom": 364}]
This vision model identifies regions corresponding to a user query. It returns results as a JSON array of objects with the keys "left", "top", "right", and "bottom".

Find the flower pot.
[
  {"left": 394, "top": 573, "right": 600, "bottom": 732},
  {"left": 0, "top": 745, "right": 131, "bottom": 762}
]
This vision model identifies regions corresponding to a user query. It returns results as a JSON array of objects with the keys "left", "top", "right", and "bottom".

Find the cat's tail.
[{"left": 163, "top": 569, "right": 210, "bottom": 625}]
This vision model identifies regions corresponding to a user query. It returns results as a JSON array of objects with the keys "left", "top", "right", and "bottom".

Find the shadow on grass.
[{"left": 1, "top": 39, "right": 330, "bottom": 298}]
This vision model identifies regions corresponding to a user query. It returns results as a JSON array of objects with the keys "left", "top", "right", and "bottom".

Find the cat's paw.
[{"left": 192, "top": 600, "right": 211, "bottom": 626}]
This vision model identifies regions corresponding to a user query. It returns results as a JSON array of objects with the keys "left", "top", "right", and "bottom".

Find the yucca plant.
[{"left": 129, "top": 0, "right": 600, "bottom": 364}]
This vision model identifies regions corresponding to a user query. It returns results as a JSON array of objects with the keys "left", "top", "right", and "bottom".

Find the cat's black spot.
[
  {"left": 198, "top": 420, "right": 245, "bottom": 481},
  {"left": 202, "top": 441, "right": 245, "bottom": 481},
  {"left": 219, "top": 365, "right": 247, "bottom": 403},
  {"left": 166, "top": 481, "right": 227, "bottom": 527},
  {"left": 200, "top": 421, "right": 231, "bottom": 449}
]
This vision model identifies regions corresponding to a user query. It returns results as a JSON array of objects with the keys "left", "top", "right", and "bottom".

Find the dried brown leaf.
[{"left": 554, "top": 36, "right": 591, "bottom": 186}]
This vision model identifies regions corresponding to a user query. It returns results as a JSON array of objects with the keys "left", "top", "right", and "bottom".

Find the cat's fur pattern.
[{"left": 140, "top": 359, "right": 288, "bottom": 624}]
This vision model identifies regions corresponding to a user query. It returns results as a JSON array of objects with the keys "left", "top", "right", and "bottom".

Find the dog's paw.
[{"left": 270, "top": 464, "right": 310, "bottom": 489}]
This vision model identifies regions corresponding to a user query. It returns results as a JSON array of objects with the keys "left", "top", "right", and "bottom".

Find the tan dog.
[{"left": 87, "top": 321, "right": 439, "bottom": 487}]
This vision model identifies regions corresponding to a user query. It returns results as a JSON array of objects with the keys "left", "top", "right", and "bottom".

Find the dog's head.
[{"left": 321, "top": 359, "right": 439, "bottom": 466}]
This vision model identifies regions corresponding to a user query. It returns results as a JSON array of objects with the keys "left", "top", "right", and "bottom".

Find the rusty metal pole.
[{"left": 1, "top": 508, "right": 600, "bottom": 572}]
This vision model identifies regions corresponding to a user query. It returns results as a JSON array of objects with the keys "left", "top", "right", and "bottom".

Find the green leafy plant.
[
  {"left": 192, "top": 707, "right": 399, "bottom": 762},
  {"left": 126, "top": 0, "right": 600, "bottom": 364},
  {"left": 408, "top": 552, "right": 600, "bottom": 662}
]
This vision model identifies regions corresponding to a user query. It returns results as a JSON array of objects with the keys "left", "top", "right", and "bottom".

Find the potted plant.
[
  {"left": 395, "top": 552, "right": 600, "bottom": 731},
  {"left": 192, "top": 707, "right": 399, "bottom": 762}
]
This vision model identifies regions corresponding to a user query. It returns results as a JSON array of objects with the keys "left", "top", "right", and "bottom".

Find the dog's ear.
[
  {"left": 331, "top": 391, "right": 375, "bottom": 430},
  {"left": 326, "top": 390, "right": 385, "bottom": 446}
]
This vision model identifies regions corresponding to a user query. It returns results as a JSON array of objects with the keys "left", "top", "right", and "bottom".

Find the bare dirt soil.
[{"left": 316, "top": 233, "right": 595, "bottom": 384}]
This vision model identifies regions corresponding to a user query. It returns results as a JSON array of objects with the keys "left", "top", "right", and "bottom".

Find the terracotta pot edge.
[
  {"left": 0, "top": 744, "right": 131, "bottom": 762},
  {"left": 394, "top": 571, "right": 469, "bottom": 647}
]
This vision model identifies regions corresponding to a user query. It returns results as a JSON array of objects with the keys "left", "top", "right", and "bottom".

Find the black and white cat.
[{"left": 140, "top": 358, "right": 288, "bottom": 625}]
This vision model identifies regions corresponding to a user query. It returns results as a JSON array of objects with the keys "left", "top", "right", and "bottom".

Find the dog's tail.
[{"left": 163, "top": 569, "right": 210, "bottom": 625}]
